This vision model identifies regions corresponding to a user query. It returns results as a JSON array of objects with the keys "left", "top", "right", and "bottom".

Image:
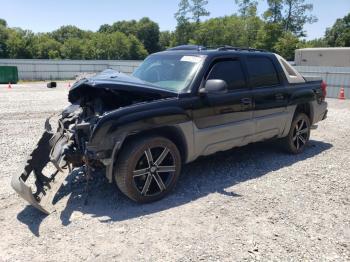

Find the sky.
[{"left": 1, "top": 0, "right": 349, "bottom": 40}]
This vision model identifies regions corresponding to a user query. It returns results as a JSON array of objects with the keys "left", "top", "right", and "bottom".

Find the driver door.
[{"left": 192, "top": 58, "right": 254, "bottom": 156}]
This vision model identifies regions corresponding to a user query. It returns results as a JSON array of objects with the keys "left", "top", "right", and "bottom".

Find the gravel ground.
[{"left": 0, "top": 83, "right": 349, "bottom": 261}]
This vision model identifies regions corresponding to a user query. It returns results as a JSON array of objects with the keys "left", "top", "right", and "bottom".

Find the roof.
[{"left": 153, "top": 45, "right": 273, "bottom": 57}]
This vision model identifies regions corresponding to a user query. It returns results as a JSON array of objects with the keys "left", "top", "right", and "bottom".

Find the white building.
[{"left": 295, "top": 47, "right": 350, "bottom": 67}]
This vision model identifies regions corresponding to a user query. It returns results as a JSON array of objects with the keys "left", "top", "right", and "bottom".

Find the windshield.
[{"left": 133, "top": 54, "right": 204, "bottom": 92}]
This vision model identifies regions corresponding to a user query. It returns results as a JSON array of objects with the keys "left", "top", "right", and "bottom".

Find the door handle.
[
  {"left": 240, "top": 97, "right": 252, "bottom": 105},
  {"left": 275, "top": 93, "right": 284, "bottom": 100}
]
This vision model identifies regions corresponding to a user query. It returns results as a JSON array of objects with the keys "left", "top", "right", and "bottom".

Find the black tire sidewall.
[
  {"left": 115, "top": 136, "right": 182, "bottom": 203},
  {"left": 286, "top": 113, "right": 311, "bottom": 154}
]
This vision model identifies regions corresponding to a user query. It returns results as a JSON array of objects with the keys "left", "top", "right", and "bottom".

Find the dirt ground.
[{"left": 0, "top": 83, "right": 349, "bottom": 261}]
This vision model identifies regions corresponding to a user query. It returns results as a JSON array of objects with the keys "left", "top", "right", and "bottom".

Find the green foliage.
[
  {"left": 235, "top": 0, "right": 258, "bottom": 17},
  {"left": 325, "top": 13, "right": 350, "bottom": 47},
  {"left": 274, "top": 31, "right": 300, "bottom": 60},
  {"left": 175, "top": 0, "right": 192, "bottom": 24},
  {"left": 82, "top": 32, "right": 147, "bottom": 60},
  {"left": 109, "top": 20, "right": 138, "bottom": 35},
  {"left": 0, "top": 3, "right": 346, "bottom": 61},
  {"left": 0, "top": 18, "right": 151, "bottom": 60},
  {"left": 31, "top": 34, "right": 62, "bottom": 59},
  {"left": 264, "top": 0, "right": 283, "bottom": 23},
  {"left": 175, "top": 0, "right": 210, "bottom": 24},
  {"left": 174, "top": 21, "right": 196, "bottom": 45},
  {"left": 256, "top": 22, "right": 284, "bottom": 51},
  {"left": 60, "top": 38, "right": 84, "bottom": 59},
  {"left": 6, "top": 28, "right": 34, "bottom": 58},
  {"left": 0, "top": 25, "right": 9, "bottom": 57},
  {"left": 304, "top": 38, "right": 328, "bottom": 48},
  {"left": 193, "top": 16, "right": 247, "bottom": 47},
  {"left": 51, "top": 25, "right": 86, "bottom": 43},
  {"left": 159, "top": 31, "right": 175, "bottom": 50},
  {"left": 99, "top": 18, "right": 160, "bottom": 54},
  {"left": 136, "top": 17, "right": 160, "bottom": 54},
  {"left": 283, "top": 0, "right": 317, "bottom": 37},
  {"left": 0, "top": 18, "right": 7, "bottom": 27},
  {"left": 128, "top": 35, "right": 148, "bottom": 60},
  {"left": 191, "top": 0, "right": 210, "bottom": 23}
]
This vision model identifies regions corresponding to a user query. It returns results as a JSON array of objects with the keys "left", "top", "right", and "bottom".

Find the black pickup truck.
[{"left": 11, "top": 45, "right": 328, "bottom": 214}]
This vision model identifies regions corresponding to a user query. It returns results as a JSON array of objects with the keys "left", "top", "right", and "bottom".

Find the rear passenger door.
[
  {"left": 193, "top": 58, "right": 255, "bottom": 156},
  {"left": 245, "top": 56, "right": 289, "bottom": 141}
]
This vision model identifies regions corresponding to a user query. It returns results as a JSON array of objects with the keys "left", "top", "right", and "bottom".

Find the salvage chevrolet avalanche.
[{"left": 12, "top": 45, "right": 328, "bottom": 214}]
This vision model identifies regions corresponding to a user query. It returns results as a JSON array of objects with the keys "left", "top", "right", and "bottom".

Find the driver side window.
[{"left": 207, "top": 60, "right": 247, "bottom": 91}]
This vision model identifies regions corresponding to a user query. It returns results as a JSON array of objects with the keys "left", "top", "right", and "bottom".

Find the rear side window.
[
  {"left": 207, "top": 60, "right": 246, "bottom": 90},
  {"left": 246, "top": 57, "right": 279, "bottom": 87}
]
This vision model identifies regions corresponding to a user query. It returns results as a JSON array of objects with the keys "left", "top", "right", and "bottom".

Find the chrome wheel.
[
  {"left": 292, "top": 118, "right": 309, "bottom": 150},
  {"left": 133, "top": 146, "right": 176, "bottom": 196}
]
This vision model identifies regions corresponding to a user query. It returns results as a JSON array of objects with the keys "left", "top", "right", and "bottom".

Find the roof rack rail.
[
  {"left": 166, "top": 44, "right": 270, "bottom": 53},
  {"left": 216, "top": 45, "right": 269, "bottom": 53},
  {"left": 167, "top": 45, "right": 206, "bottom": 51}
]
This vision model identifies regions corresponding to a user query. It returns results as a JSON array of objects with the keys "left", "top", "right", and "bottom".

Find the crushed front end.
[
  {"left": 11, "top": 104, "right": 95, "bottom": 214},
  {"left": 11, "top": 70, "right": 175, "bottom": 214}
]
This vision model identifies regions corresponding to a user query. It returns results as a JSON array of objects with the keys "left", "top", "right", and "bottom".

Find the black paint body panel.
[{"left": 69, "top": 51, "right": 324, "bottom": 160}]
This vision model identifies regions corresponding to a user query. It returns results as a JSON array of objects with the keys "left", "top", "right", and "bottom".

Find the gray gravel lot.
[{"left": 0, "top": 83, "right": 349, "bottom": 261}]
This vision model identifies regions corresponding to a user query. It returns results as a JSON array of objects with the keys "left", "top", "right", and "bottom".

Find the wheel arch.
[
  {"left": 294, "top": 102, "right": 314, "bottom": 123},
  {"left": 106, "top": 125, "right": 189, "bottom": 183},
  {"left": 121, "top": 126, "right": 188, "bottom": 163}
]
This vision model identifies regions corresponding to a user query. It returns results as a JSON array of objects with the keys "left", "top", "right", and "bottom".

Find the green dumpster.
[{"left": 0, "top": 66, "right": 19, "bottom": 84}]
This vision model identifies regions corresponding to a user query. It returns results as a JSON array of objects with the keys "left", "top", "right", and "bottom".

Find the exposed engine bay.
[{"left": 11, "top": 70, "right": 177, "bottom": 214}]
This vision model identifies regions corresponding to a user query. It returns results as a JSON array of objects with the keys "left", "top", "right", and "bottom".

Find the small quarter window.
[{"left": 246, "top": 57, "right": 279, "bottom": 87}]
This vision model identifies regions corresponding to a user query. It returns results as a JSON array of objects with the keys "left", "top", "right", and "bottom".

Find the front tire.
[
  {"left": 283, "top": 113, "right": 311, "bottom": 154},
  {"left": 115, "top": 136, "right": 181, "bottom": 203}
]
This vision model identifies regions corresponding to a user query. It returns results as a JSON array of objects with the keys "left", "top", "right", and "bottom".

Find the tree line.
[{"left": 0, "top": 0, "right": 349, "bottom": 61}]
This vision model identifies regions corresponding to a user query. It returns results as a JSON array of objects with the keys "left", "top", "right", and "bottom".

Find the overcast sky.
[{"left": 1, "top": 0, "right": 349, "bottom": 40}]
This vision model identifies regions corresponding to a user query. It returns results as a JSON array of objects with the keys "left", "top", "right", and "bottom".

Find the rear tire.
[
  {"left": 282, "top": 113, "right": 311, "bottom": 154},
  {"left": 115, "top": 136, "right": 181, "bottom": 203}
]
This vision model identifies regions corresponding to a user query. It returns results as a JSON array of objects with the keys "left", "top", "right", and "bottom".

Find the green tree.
[
  {"left": 325, "top": 13, "right": 350, "bottom": 47},
  {"left": 175, "top": 0, "right": 192, "bottom": 24},
  {"left": 264, "top": 0, "right": 283, "bottom": 23},
  {"left": 256, "top": 22, "right": 283, "bottom": 51},
  {"left": 127, "top": 35, "right": 148, "bottom": 59},
  {"left": 159, "top": 31, "right": 175, "bottom": 50},
  {"left": 51, "top": 25, "right": 85, "bottom": 43},
  {"left": 83, "top": 32, "right": 147, "bottom": 60},
  {"left": 0, "top": 18, "right": 7, "bottom": 27},
  {"left": 31, "top": 34, "right": 62, "bottom": 59},
  {"left": 98, "top": 24, "right": 112, "bottom": 34},
  {"left": 283, "top": 0, "right": 317, "bottom": 37},
  {"left": 274, "top": 31, "right": 300, "bottom": 60},
  {"left": 101, "top": 18, "right": 160, "bottom": 54},
  {"left": 6, "top": 28, "right": 34, "bottom": 58},
  {"left": 136, "top": 17, "right": 160, "bottom": 54},
  {"left": 234, "top": 0, "right": 262, "bottom": 47},
  {"left": 174, "top": 21, "right": 196, "bottom": 45},
  {"left": 60, "top": 38, "right": 84, "bottom": 59},
  {"left": 304, "top": 38, "right": 328, "bottom": 48},
  {"left": 191, "top": 0, "right": 210, "bottom": 23},
  {"left": 0, "top": 25, "right": 9, "bottom": 57},
  {"left": 235, "top": 0, "right": 258, "bottom": 17},
  {"left": 109, "top": 20, "right": 138, "bottom": 35},
  {"left": 193, "top": 16, "right": 248, "bottom": 47}
]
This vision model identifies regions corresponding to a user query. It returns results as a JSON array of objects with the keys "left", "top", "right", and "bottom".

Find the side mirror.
[{"left": 199, "top": 79, "right": 228, "bottom": 95}]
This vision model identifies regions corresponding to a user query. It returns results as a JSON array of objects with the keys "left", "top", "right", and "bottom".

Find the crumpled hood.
[{"left": 68, "top": 69, "right": 178, "bottom": 103}]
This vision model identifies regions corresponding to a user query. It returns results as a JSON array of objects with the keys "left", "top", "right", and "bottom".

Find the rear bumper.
[{"left": 313, "top": 101, "right": 328, "bottom": 124}]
